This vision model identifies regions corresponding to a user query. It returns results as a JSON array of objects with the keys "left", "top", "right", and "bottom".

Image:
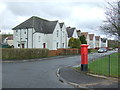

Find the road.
[{"left": 2, "top": 51, "right": 116, "bottom": 88}]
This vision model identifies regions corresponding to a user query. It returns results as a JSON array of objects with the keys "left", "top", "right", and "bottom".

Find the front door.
[
  {"left": 43, "top": 43, "right": 46, "bottom": 48},
  {"left": 22, "top": 44, "right": 24, "bottom": 48}
]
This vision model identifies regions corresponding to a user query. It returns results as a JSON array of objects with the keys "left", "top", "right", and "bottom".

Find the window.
[
  {"left": 57, "top": 42, "right": 59, "bottom": 48},
  {"left": 57, "top": 30, "right": 59, "bottom": 37},
  {"left": 16, "top": 30, "right": 18, "bottom": 36},
  {"left": 18, "top": 44, "right": 20, "bottom": 47},
  {"left": 38, "top": 36, "right": 40, "bottom": 42},
  {"left": 24, "top": 31, "right": 26, "bottom": 34},
  {"left": 63, "top": 43, "right": 64, "bottom": 48}
]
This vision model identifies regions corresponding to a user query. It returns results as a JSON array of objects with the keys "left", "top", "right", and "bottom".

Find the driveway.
[{"left": 2, "top": 51, "right": 116, "bottom": 88}]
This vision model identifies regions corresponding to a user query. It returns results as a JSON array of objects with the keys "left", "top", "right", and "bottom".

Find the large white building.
[
  {"left": 12, "top": 16, "right": 108, "bottom": 50},
  {"left": 88, "top": 34, "right": 95, "bottom": 49},
  {"left": 101, "top": 38, "right": 108, "bottom": 48},
  {"left": 59, "top": 23, "right": 68, "bottom": 48},
  {"left": 13, "top": 16, "right": 67, "bottom": 50},
  {"left": 95, "top": 36, "right": 101, "bottom": 48}
]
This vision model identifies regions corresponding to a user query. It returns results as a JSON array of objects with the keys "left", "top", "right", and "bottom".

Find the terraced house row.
[{"left": 13, "top": 16, "right": 108, "bottom": 50}]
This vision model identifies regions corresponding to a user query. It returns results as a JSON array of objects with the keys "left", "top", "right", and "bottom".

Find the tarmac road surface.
[{"left": 2, "top": 51, "right": 117, "bottom": 88}]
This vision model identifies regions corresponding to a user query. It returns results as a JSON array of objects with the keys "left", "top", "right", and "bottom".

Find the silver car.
[{"left": 98, "top": 48, "right": 107, "bottom": 53}]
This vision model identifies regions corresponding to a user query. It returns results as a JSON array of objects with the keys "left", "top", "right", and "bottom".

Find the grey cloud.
[
  {"left": 1, "top": 1, "right": 107, "bottom": 36},
  {"left": 65, "top": 17, "right": 103, "bottom": 29},
  {"left": 6, "top": 2, "right": 71, "bottom": 19},
  {"left": 66, "top": 1, "right": 106, "bottom": 8}
]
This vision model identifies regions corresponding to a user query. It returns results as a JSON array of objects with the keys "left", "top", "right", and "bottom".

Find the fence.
[{"left": 88, "top": 53, "right": 119, "bottom": 77}]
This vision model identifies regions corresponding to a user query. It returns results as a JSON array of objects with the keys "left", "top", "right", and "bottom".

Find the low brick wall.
[
  {"left": 48, "top": 48, "right": 80, "bottom": 57},
  {"left": 58, "top": 48, "right": 80, "bottom": 55},
  {"left": 48, "top": 50, "right": 57, "bottom": 57}
]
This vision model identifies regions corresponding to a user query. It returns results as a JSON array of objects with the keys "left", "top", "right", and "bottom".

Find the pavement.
[{"left": 58, "top": 66, "right": 119, "bottom": 89}]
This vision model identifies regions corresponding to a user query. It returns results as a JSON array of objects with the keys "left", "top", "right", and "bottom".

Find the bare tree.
[{"left": 101, "top": 1, "right": 120, "bottom": 40}]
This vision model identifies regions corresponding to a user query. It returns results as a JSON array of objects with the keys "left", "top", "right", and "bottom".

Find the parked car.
[
  {"left": 108, "top": 47, "right": 113, "bottom": 51},
  {"left": 98, "top": 48, "right": 107, "bottom": 53},
  {"left": 115, "top": 48, "right": 118, "bottom": 51}
]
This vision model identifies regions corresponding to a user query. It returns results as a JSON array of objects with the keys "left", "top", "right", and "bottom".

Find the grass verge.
[{"left": 88, "top": 53, "right": 119, "bottom": 77}]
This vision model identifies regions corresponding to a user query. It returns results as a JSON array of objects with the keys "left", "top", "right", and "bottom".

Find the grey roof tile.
[
  {"left": 12, "top": 16, "right": 58, "bottom": 34},
  {"left": 66, "top": 27, "right": 75, "bottom": 38}
]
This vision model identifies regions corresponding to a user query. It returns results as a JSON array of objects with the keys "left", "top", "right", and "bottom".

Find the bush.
[
  {"left": 88, "top": 49, "right": 91, "bottom": 53},
  {"left": 68, "top": 37, "right": 81, "bottom": 48},
  {"left": 79, "top": 35, "right": 87, "bottom": 44},
  {"left": 2, "top": 48, "right": 49, "bottom": 60},
  {"left": 88, "top": 49, "right": 98, "bottom": 53}
]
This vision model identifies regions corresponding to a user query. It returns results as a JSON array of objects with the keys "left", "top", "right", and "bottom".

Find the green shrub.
[
  {"left": 88, "top": 49, "right": 97, "bottom": 53},
  {"left": 68, "top": 37, "right": 81, "bottom": 48},
  {"left": 2, "top": 48, "right": 49, "bottom": 60},
  {"left": 79, "top": 35, "right": 87, "bottom": 44},
  {"left": 88, "top": 49, "right": 91, "bottom": 53}
]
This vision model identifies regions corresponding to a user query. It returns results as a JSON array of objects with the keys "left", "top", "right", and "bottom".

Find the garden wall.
[
  {"left": 2, "top": 48, "right": 97, "bottom": 60},
  {"left": 48, "top": 48, "right": 80, "bottom": 57}
]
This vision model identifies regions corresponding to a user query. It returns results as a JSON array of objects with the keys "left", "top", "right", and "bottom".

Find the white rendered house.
[
  {"left": 101, "top": 38, "right": 108, "bottom": 48},
  {"left": 95, "top": 36, "right": 101, "bottom": 48},
  {"left": 88, "top": 34, "right": 95, "bottom": 49},
  {"left": 59, "top": 23, "right": 68, "bottom": 48},
  {"left": 66, "top": 27, "right": 79, "bottom": 47},
  {"left": 13, "top": 16, "right": 67, "bottom": 50}
]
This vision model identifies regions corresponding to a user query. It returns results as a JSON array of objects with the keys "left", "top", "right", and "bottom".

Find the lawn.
[{"left": 88, "top": 53, "right": 119, "bottom": 77}]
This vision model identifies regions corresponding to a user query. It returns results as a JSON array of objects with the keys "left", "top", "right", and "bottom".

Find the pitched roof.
[
  {"left": 95, "top": 36, "right": 100, "bottom": 40},
  {"left": 81, "top": 32, "right": 88, "bottom": 38},
  {"left": 66, "top": 27, "right": 76, "bottom": 38},
  {"left": 12, "top": 16, "right": 58, "bottom": 34},
  {"left": 76, "top": 30, "right": 81, "bottom": 36},
  {"left": 89, "top": 34, "right": 94, "bottom": 40},
  {"left": 6, "top": 36, "right": 13, "bottom": 40},
  {"left": 59, "top": 23, "right": 64, "bottom": 28}
]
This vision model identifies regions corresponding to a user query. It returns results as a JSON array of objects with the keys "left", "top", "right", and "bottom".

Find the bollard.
[{"left": 80, "top": 44, "right": 89, "bottom": 71}]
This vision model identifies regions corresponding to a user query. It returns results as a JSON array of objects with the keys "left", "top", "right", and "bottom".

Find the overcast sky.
[{"left": 0, "top": 0, "right": 117, "bottom": 38}]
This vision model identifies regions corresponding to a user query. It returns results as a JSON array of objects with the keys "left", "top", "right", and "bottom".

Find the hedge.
[
  {"left": 88, "top": 49, "right": 98, "bottom": 53},
  {"left": 2, "top": 48, "right": 49, "bottom": 60}
]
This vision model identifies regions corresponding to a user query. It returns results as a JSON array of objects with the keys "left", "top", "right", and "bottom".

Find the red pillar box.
[{"left": 80, "top": 44, "right": 89, "bottom": 71}]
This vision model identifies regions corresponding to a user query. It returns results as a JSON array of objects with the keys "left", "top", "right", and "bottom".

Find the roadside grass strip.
[{"left": 88, "top": 53, "right": 119, "bottom": 77}]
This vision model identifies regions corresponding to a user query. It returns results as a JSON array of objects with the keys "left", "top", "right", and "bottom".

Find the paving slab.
[{"left": 59, "top": 66, "right": 119, "bottom": 88}]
